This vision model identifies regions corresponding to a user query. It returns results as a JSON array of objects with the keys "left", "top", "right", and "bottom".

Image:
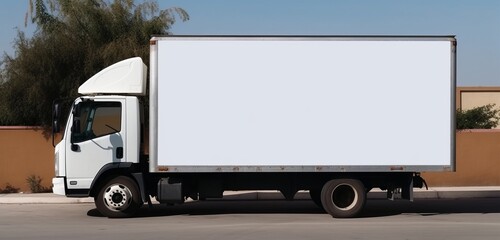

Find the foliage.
[
  {"left": 456, "top": 104, "right": 500, "bottom": 130},
  {"left": 26, "top": 175, "right": 52, "bottom": 193},
  {"left": 0, "top": 0, "right": 188, "bottom": 126},
  {"left": 0, "top": 183, "right": 20, "bottom": 193}
]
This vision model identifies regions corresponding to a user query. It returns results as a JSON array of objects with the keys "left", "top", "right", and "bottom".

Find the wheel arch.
[{"left": 89, "top": 162, "right": 146, "bottom": 202}]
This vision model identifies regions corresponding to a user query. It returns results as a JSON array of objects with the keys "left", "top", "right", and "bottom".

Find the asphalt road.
[{"left": 1, "top": 198, "right": 500, "bottom": 240}]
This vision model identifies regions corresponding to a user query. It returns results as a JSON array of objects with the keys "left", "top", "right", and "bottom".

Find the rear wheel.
[
  {"left": 321, "top": 179, "right": 366, "bottom": 218},
  {"left": 95, "top": 176, "right": 142, "bottom": 218}
]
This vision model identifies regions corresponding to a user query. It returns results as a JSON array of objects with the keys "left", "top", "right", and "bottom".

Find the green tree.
[
  {"left": 0, "top": 0, "right": 188, "bottom": 126},
  {"left": 456, "top": 104, "right": 500, "bottom": 130}
]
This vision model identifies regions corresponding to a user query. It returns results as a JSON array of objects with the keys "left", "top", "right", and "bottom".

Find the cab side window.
[{"left": 72, "top": 102, "right": 121, "bottom": 143}]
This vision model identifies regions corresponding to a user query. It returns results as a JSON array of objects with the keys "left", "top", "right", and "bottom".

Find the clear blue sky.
[{"left": 1, "top": 0, "right": 500, "bottom": 86}]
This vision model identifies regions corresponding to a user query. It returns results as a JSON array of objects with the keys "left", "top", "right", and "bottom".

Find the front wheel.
[
  {"left": 95, "top": 176, "right": 143, "bottom": 218},
  {"left": 321, "top": 179, "right": 366, "bottom": 218}
]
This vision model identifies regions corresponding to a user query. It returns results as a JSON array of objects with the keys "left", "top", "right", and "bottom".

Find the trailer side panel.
[{"left": 152, "top": 36, "right": 455, "bottom": 172}]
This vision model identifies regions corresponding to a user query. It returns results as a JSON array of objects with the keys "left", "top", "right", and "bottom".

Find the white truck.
[{"left": 51, "top": 36, "right": 456, "bottom": 218}]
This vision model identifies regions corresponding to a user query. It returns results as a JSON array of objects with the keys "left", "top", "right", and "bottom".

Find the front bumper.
[{"left": 52, "top": 177, "right": 66, "bottom": 196}]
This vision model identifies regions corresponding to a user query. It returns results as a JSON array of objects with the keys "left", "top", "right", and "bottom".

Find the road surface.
[{"left": 1, "top": 198, "right": 499, "bottom": 240}]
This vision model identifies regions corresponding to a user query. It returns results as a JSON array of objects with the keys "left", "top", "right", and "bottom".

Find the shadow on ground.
[
  {"left": 364, "top": 198, "right": 500, "bottom": 217},
  {"left": 87, "top": 197, "right": 500, "bottom": 219}
]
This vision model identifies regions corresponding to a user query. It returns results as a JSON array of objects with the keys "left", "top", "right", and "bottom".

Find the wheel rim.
[
  {"left": 103, "top": 183, "right": 133, "bottom": 212},
  {"left": 331, "top": 184, "right": 358, "bottom": 211}
]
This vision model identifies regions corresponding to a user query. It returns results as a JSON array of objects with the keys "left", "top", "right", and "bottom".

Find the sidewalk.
[{"left": 1, "top": 187, "right": 500, "bottom": 204}]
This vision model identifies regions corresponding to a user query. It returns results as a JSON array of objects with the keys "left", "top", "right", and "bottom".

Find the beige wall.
[
  {"left": 461, "top": 92, "right": 500, "bottom": 110},
  {"left": 457, "top": 87, "right": 500, "bottom": 129},
  {"left": 0, "top": 127, "right": 55, "bottom": 192},
  {"left": 2, "top": 128, "right": 500, "bottom": 192},
  {"left": 457, "top": 87, "right": 500, "bottom": 109},
  {"left": 423, "top": 130, "right": 500, "bottom": 186}
]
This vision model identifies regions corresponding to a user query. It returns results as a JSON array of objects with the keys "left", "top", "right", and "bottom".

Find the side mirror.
[{"left": 52, "top": 103, "right": 61, "bottom": 134}]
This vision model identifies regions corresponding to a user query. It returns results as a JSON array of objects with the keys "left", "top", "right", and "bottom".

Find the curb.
[
  {"left": 412, "top": 187, "right": 500, "bottom": 199},
  {"left": 0, "top": 193, "right": 93, "bottom": 204},
  {"left": 1, "top": 187, "right": 500, "bottom": 204}
]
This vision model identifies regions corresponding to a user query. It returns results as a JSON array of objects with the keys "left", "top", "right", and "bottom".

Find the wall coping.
[
  {"left": 458, "top": 86, "right": 500, "bottom": 92},
  {"left": 457, "top": 129, "right": 500, "bottom": 133},
  {"left": 0, "top": 126, "right": 44, "bottom": 130}
]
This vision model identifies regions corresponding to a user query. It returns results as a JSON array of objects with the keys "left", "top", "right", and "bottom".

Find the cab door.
[{"left": 65, "top": 99, "right": 126, "bottom": 190}]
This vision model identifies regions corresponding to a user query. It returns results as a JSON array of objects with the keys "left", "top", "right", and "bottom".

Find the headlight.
[{"left": 54, "top": 151, "right": 59, "bottom": 176}]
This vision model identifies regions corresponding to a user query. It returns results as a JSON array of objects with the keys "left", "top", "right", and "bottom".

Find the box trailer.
[{"left": 52, "top": 36, "right": 456, "bottom": 218}]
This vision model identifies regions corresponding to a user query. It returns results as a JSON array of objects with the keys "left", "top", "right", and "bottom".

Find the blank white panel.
[{"left": 157, "top": 39, "right": 453, "bottom": 166}]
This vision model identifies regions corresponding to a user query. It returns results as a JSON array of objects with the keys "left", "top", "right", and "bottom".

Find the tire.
[
  {"left": 321, "top": 179, "right": 366, "bottom": 218},
  {"left": 95, "top": 176, "right": 143, "bottom": 218}
]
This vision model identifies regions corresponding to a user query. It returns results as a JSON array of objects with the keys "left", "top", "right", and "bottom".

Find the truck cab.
[{"left": 52, "top": 58, "right": 146, "bottom": 197}]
